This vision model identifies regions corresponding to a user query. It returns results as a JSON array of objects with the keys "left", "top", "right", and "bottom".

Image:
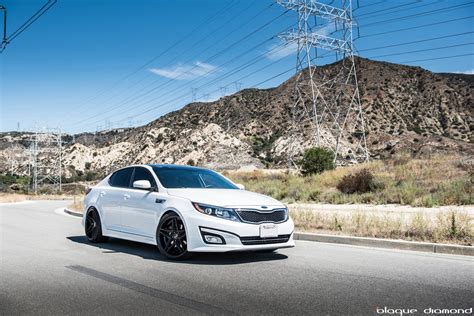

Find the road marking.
[{"left": 65, "top": 265, "right": 235, "bottom": 316}]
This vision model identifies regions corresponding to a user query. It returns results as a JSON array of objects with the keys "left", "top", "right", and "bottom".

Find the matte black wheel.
[
  {"left": 85, "top": 208, "right": 109, "bottom": 243},
  {"left": 157, "top": 213, "right": 191, "bottom": 260}
]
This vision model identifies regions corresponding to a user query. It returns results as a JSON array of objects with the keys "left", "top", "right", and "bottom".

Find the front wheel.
[
  {"left": 85, "top": 208, "right": 109, "bottom": 243},
  {"left": 156, "top": 212, "right": 191, "bottom": 260}
]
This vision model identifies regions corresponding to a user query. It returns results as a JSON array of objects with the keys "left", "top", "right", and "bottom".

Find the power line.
[
  {"left": 359, "top": 15, "right": 474, "bottom": 38},
  {"left": 77, "top": 41, "right": 292, "bottom": 129},
  {"left": 68, "top": 0, "right": 241, "bottom": 111},
  {"left": 360, "top": 2, "right": 474, "bottom": 28},
  {"left": 360, "top": 31, "right": 474, "bottom": 52},
  {"left": 368, "top": 42, "right": 474, "bottom": 59},
  {"left": 356, "top": 0, "right": 437, "bottom": 19},
  {"left": 69, "top": 2, "right": 278, "bottom": 125},
  {"left": 70, "top": 8, "right": 290, "bottom": 127},
  {"left": 400, "top": 53, "right": 474, "bottom": 64}
]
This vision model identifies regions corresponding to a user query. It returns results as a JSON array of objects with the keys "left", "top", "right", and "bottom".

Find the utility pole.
[
  {"left": 0, "top": 5, "right": 6, "bottom": 52},
  {"left": 276, "top": 0, "right": 369, "bottom": 164}
]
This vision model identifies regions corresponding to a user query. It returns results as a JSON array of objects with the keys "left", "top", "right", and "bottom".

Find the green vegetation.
[
  {"left": 224, "top": 155, "right": 474, "bottom": 206},
  {"left": 0, "top": 174, "right": 31, "bottom": 192},
  {"left": 300, "top": 147, "right": 335, "bottom": 176},
  {"left": 0, "top": 174, "right": 30, "bottom": 186}
]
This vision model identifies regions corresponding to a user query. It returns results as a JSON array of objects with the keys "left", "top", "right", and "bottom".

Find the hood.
[{"left": 166, "top": 188, "right": 283, "bottom": 208}]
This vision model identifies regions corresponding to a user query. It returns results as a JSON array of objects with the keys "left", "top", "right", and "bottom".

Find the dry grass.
[
  {"left": 0, "top": 192, "right": 75, "bottom": 203},
  {"left": 290, "top": 206, "right": 473, "bottom": 245},
  {"left": 224, "top": 155, "right": 473, "bottom": 207},
  {"left": 68, "top": 197, "right": 84, "bottom": 213}
]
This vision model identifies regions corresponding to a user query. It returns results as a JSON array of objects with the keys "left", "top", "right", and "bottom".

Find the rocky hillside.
[{"left": 1, "top": 57, "right": 473, "bottom": 177}]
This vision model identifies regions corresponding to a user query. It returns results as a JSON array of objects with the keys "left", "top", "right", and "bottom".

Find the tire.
[
  {"left": 156, "top": 212, "right": 191, "bottom": 260},
  {"left": 85, "top": 208, "right": 109, "bottom": 243}
]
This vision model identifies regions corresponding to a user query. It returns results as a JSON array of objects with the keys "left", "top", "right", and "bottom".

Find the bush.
[
  {"left": 337, "top": 169, "right": 381, "bottom": 194},
  {"left": 300, "top": 147, "right": 335, "bottom": 176}
]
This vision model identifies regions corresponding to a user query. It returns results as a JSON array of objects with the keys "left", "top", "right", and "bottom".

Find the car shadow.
[{"left": 67, "top": 236, "right": 288, "bottom": 265}]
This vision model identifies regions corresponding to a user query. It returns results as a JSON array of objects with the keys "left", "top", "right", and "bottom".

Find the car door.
[
  {"left": 121, "top": 167, "right": 165, "bottom": 238},
  {"left": 98, "top": 167, "right": 133, "bottom": 232}
]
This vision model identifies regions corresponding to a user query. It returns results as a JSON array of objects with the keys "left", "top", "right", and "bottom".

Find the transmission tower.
[
  {"left": 29, "top": 128, "right": 63, "bottom": 193},
  {"left": 277, "top": 0, "right": 368, "bottom": 164},
  {"left": 191, "top": 88, "right": 198, "bottom": 102}
]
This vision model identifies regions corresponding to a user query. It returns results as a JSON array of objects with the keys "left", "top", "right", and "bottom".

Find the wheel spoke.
[
  {"left": 165, "top": 240, "right": 174, "bottom": 252},
  {"left": 171, "top": 218, "right": 178, "bottom": 231},
  {"left": 86, "top": 225, "right": 94, "bottom": 234},
  {"left": 159, "top": 231, "right": 171, "bottom": 237}
]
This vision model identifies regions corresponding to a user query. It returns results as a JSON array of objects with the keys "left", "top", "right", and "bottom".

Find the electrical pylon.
[
  {"left": 277, "top": 0, "right": 369, "bottom": 164},
  {"left": 29, "top": 128, "right": 63, "bottom": 193}
]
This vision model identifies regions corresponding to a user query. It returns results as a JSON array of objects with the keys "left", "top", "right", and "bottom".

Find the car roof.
[{"left": 146, "top": 164, "right": 209, "bottom": 171}]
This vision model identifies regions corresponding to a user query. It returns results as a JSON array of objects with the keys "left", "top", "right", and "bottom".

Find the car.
[{"left": 82, "top": 164, "right": 295, "bottom": 259}]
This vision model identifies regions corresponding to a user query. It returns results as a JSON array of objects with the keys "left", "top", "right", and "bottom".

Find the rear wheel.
[
  {"left": 85, "top": 208, "right": 109, "bottom": 243},
  {"left": 156, "top": 212, "right": 191, "bottom": 260}
]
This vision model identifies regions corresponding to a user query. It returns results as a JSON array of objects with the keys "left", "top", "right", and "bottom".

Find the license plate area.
[{"left": 260, "top": 224, "right": 278, "bottom": 238}]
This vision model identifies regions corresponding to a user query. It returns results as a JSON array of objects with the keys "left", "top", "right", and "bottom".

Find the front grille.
[
  {"left": 236, "top": 209, "right": 287, "bottom": 224},
  {"left": 240, "top": 234, "right": 291, "bottom": 245}
]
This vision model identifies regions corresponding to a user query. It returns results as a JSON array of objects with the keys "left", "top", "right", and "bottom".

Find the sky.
[{"left": 1, "top": 0, "right": 473, "bottom": 134}]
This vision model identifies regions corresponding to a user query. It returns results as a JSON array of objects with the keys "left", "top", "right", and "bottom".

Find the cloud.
[
  {"left": 265, "top": 43, "right": 298, "bottom": 60},
  {"left": 454, "top": 69, "right": 474, "bottom": 74},
  {"left": 149, "top": 61, "right": 217, "bottom": 80},
  {"left": 266, "top": 23, "right": 341, "bottom": 60}
]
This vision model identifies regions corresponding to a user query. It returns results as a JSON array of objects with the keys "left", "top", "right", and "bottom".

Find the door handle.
[
  {"left": 155, "top": 198, "right": 166, "bottom": 204},
  {"left": 123, "top": 194, "right": 130, "bottom": 200},
  {"left": 100, "top": 191, "right": 106, "bottom": 197}
]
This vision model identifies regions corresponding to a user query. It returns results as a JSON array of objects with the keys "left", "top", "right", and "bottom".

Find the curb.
[
  {"left": 64, "top": 208, "right": 83, "bottom": 218},
  {"left": 294, "top": 232, "right": 474, "bottom": 256}
]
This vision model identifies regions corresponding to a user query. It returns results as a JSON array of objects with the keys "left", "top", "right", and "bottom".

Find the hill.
[{"left": 0, "top": 57, "right": 472, "bottom": 178}]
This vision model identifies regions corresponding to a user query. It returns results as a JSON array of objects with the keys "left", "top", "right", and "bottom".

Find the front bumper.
[{"left": 184, "top": 210, "right": 295, "bottom": 252}]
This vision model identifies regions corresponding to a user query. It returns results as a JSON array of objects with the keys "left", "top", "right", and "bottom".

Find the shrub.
[
  {"left": 300, "top": 147, "right": 335, "bottom": 176},
  {"left": 337, "top": 169, "right": 381, "bottom": 194}
]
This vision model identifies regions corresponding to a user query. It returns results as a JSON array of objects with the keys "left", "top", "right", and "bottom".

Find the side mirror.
[
  {"left": 236, "top": 183, "right": 245, "bottom": 190},
  {"left": 133, "top": 180, "right": 152, "bottom": 190}
]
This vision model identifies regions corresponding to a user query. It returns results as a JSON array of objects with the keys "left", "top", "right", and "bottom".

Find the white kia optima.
[{"left": 82, "top": 164, "right": 295, "bottom": 259}]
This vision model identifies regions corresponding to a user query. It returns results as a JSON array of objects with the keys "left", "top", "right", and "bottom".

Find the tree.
[{"left": 300, "top": 147, "right": 335, "bottom": 175}]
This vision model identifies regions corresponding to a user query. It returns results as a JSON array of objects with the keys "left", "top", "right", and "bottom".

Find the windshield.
[{"left": 151, "top": 167, "right": 238, "bottom": 189}]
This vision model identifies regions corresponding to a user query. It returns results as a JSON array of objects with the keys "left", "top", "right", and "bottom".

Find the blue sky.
[{"left": 1, "top": 0, "right": 473, "bottom": 133}]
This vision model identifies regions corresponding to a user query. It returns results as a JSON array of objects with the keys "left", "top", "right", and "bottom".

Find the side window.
[
  {"left": 109, "top": 168, "right": 133, "bottom": 188},
  {"left": 132, "top": 167, "right": 157, "bottom": 188}
]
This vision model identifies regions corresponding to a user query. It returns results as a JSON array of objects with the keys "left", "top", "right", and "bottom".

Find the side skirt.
[{"left": 102, "top": 227, "right": 157, "bottom": 246}]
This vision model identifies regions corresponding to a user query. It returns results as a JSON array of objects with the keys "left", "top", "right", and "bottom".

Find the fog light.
[{"left": 204, "top": 235, "right": 223, "bottom": 244}]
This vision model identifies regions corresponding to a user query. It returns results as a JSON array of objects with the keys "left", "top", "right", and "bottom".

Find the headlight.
[{"left": 193, "top": 203, "right": 241, "bottom": 222}]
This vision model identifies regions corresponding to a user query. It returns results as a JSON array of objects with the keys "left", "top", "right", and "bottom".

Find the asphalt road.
[{"left": 1, "top": 200, "right": 473, "bottom": 315}]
